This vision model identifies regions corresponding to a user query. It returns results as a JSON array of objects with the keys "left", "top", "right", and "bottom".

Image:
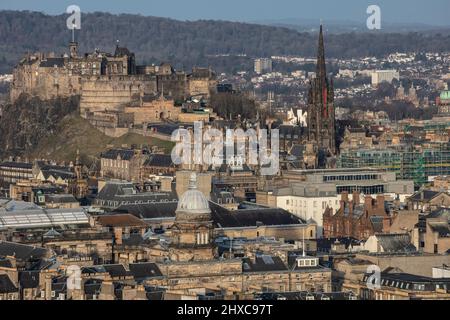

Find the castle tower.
[
  {"left": 307, "top": 25, "right": 336, "bottom": 154},
  {"left": 170, "top": 172, "right": 215, "bottom": 261}
]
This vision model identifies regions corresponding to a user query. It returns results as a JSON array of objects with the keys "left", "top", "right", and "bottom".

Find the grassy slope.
[{"left": 27, "top": 114, "right": 174, "bottom": 163}]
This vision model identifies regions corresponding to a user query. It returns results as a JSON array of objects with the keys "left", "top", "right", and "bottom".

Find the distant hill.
[{"left": 1, "top": 11, "right": 450, "bottom": 74}]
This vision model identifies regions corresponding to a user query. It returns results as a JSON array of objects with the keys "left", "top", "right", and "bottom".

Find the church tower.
[{"left": 307, "top": 25, "right": 336, "bottom": 154}]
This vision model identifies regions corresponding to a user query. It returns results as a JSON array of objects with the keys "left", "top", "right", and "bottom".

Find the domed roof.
[{"left": 176, "top": 173, "right": 211, "bottom": 215}]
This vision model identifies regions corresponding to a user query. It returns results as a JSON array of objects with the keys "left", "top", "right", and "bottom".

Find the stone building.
[
  {"left": 0, "top": 161, "right": 33, "bottom": 186},
  {"left": 100, "top": 148, "right": 147, "bottom": 182},
  {"left": 424, "top": 214, "right": 450, "bottom": 254},
  {"left": 335, "top": 256, "right": 450, "bottom": 300},
  {"left": 100, "top": 148, "right": 176, "bottom": 183},
  {"left": 323, "top": 192, "right": 392, "bottom": 240},
  {"left": 11, "top": 42, "right": 217, "bottom": 119},
  {"left": 11, "top": 43, "right": 140, "bottom": 103}
]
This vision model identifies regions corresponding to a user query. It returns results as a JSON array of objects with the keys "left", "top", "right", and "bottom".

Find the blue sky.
[{"left": 1, "top": 0, "right": 449, "bottom": 26}]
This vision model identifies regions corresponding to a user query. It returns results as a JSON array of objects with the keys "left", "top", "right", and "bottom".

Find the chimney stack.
[
  {"left": 364, "top": 195, "right": 373, "bottom": 210},
  {"left": 352, "top": 191, "right": 360, "bottom": 205},
  {"left": 376, "top": 194, "right": 385, "bottom": 210}
]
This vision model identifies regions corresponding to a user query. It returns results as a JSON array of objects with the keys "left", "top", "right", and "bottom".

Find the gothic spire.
[{"left": 316, "top": 24, "right": 326, "bottom": 83}]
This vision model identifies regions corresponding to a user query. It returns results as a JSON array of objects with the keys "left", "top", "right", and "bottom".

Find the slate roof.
[
  {"left": 45, "top": 194, "right": 78, "bottom": 204},
  {"left": 39, "top": 58, "right": 65, "bottom": 68},
  {"left": 96, "top": 214, "right": 148, "bottom": 227},
  {"left": 116, "top": 201, "right": 305, "bottom": 228},
  {"left": 51, "top": 276, "right": 67, "bottom": 295},
  {"left": 362, "top": 272, "right": 450, "bottom": 291},
  {"left": 316, "top": 237, "right": 363, "bottom": 252},
  {"left": 376, "top": 234, "right": 417, "bottom": 253},
  {"left": 96, "top": 182, "right": 177, "bottom": 208},
  {"left": 103, "top": 264, "right": 131, "bottom": 278},
  {"left": 19, "top": 271, "right": 40, "bottom": 289},
  {"left": 114, "top": 202, "right": 177, "bottom": 220},
  {"left": 82, "top": 264, "right": 132, "bottom": 278},
  {"left": 129, "top": 263, "right": 163, "bottom": 280},
  {"left": 0, "top": 274, "right": 18, "bottom": 293},
  {"left": 409, "top": 190, "right": 441, "bottom": 202},
  {"left": 370, "top": 216, "right": 385, "bottom": 233},
  {"left": 211, "top": 203, "right": 304, "bottom": 228},
  {"left": 0, "top": 162, "right": 32, "bottom": 169},
  {"left": 83, "top": 278, "right": 103, "bottom": 295},
  {"left": 146, "top": 289, "right": 165, "bottom": 300},
  {"left": 100, "top": 149, "right": 135, "bottom": 161},
  {"left": 144, "top": 154, "right": 174, "bottom": 167},
  {"left": 242, "top": 255, "right": 287, "bottom": 273},
  {"left": 0, "top": 199, "right": 41, "bottom": 212},
  {"left": 41, "top": 169, "right": 75, "bottom": 180},
  {"left": 429, "top": 223, "right": 450, "bottom": 237},
  {"left": 427, "top": 208, "right": 450, "bottom": 221},
  {"left": 0, "top": 241, "right": 48, "bottom": 261}
]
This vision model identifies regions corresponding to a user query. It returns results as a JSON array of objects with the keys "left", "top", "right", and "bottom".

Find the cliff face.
[{"left": 0, "top": 94, "right": 79, "bottom": 158}]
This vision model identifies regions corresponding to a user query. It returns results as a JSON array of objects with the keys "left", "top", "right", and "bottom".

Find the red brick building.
[{"left": 323, "top": 192, "right": 392, "bottom": 240}]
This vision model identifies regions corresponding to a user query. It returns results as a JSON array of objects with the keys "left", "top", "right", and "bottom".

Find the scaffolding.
[{"left": 337, "top": 143, "right": 450, "bottom": 187}]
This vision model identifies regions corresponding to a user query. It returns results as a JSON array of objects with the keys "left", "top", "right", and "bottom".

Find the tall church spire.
[
  {"left": 316, "top": 24, "right": 326, "bottom": 84},
  {"left": 306, "top": 24, "right": 336, "bottom": 158}
]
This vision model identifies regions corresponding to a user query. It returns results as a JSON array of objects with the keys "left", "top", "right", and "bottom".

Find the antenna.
[{"left": 72, "top": 22, "right": 76, "bottom": 43}]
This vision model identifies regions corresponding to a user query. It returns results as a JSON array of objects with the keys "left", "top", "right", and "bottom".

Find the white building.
[
  {"left": 371, "top": 70, "right": 400, "bottom": 86},
  {"left": 275, "top": 184, "right": 340, "bottom": 237}
]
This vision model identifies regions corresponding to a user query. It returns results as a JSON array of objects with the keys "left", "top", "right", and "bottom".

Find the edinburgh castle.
[{"left": 10, "top": 41, "right": 217, "bottom": 127}]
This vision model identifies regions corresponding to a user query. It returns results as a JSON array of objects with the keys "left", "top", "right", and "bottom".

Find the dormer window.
[{"left": 297, "top": 257, "right": 319, "bottom": 268}]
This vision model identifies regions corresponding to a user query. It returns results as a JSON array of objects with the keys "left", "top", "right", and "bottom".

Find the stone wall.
[{"left": 80, "top": 75, "right": 158, "bottom": 114}]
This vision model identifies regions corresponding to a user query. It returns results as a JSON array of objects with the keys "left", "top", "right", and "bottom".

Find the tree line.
[{"left": 1, "top": 11, "right": 450, "bottom": 74}]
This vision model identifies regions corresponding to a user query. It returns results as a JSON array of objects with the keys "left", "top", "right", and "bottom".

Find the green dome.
[{"left": 441, "top": 91, "right": 450, "bottom": 101}]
